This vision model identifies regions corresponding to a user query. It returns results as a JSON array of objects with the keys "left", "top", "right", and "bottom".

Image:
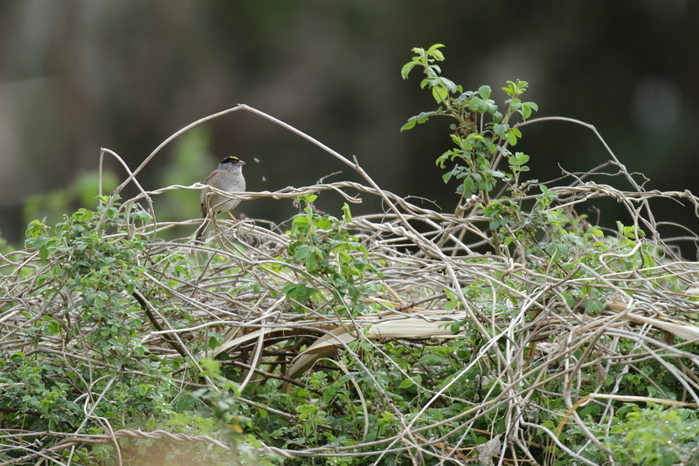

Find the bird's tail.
[{"left": 194, "top": 219, "right": 209, "bottom": 242}]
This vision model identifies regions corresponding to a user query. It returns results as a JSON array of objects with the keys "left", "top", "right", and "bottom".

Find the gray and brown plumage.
[{"left": 194, "top": 156, "right": 246, "bottom": 241}]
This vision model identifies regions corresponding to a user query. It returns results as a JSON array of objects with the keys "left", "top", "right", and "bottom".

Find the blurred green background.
[{"left": 0, "top": 1, "right": 697, "bottom": 249}]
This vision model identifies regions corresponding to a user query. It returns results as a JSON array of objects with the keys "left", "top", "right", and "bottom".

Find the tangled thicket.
[{"left": 2, "top": 101, "right": 699, "bottom": 466}]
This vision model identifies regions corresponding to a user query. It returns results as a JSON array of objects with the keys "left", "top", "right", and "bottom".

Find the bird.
[{"left": 194, "top": 156, "right": 246, "bottom": 242}]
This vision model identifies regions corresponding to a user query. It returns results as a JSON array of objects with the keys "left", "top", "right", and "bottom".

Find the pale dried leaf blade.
[
  {"left": 624, "top": 313, "right": 699, "bottom": 342},
  {"left": 207, "top": 327, "right": 295, "bottom": 358},
  {"left": 366, "top": 317, "right": 461, "bottom": 339},
  {"left": 287, "top": 317, "right": 463, "bottom": 380},
  {"left": 287, "top": 326, "right": 353, "bottom": 380}
]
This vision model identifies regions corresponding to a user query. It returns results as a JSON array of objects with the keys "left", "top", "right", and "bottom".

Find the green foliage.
[
  {"left": 605, "top": 404, "right": 699, "bottom": 465},
  {"left": 284, "top": 194, "right": 379, "bottom": 318},
  {"left": 3, "top": 199, "right": 246, "bottom": 465},
  {"left": 402, "top": 45, "right": 546, "bottom": 256},
  {"left": 402, "top": 44, "right": 537, "bottom": 203},
  {"left": 24, "top": 200, "right": 150, "bottom": 359},
  {"left": 400, "top": 44, "right": 699, "bottom": 465},
  {"left": 193, "top": 359, "right": 250, "bottom": 441}
]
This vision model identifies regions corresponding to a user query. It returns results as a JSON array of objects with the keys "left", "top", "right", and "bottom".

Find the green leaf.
[
  {"left": 436, "top": 152, "right": 450, "bottom": 169},
  {"left": 588, "top": 226, "right": 604, "bottom": 237},
  {"left": 427, "top": 43, "right": 446, "bottom": 60},
  {"left": 478, "top": 85, "right": 491, "bottom": 99},
  {"left": 341, "top": 203, "right": 352, "bottom": 222},
  {"left": 39, "top": 245, "right": 50, "bottom": 261},
  {"left": 520, "top": 102, "right": 538, "bottom": 120},
  {"left": 401, "top": 61, "right": 419, "bottom": 79},
  {"left": 292, "top": 216, "right": 309, "bottom": 228},
  {"left": 462, "top": 177, "right": 475, "bottom": 194},
  {"left": 282, "top": 282, "right": 315, "bottom": 301},
  {"left": 432, "top": 86, "right": 449, "bottom": 104},
  {"left": 512, "top": 152, "right": 529, "bottom": 166},
  {"left": 465, "top": 133, "right": 485, "bottom": 144},
  {"left": 445, "top": 299, "right": 458, "bottom": 311},
  {"left": 399, "top": 378, "right": 415, "bottom": 389},
  {"left": 322, "top": 386, "right": 337, "bottom": 403},
  {"left": 305, "top": 253, "right": 319, "bottom": 272},
  {"left": 294, "top": 245, "right": 312, "bottom": 260},
  {"left": 469, "top": 97, "right": 482, "bottom": 111},
  {"left": 439, "top": 77, "right": 458, "bottom": 93},
  {"left": 400, "top": 119, "right": 417, "bottom": 132},
  {"left": 507, "top": 131, "right": 519, "bottom": 146}
]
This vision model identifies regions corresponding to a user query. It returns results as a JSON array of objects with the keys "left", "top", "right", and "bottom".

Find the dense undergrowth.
[{"left": 1, "top": 45, "right": 699, "bottom": 465}]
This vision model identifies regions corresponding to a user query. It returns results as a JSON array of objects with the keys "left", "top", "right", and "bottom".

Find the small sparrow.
[{"left": 195, "top": 156, "right": 246, "bottom": 241}]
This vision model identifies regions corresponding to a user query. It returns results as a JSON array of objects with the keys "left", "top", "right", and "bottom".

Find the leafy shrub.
[{"left": 1, "top": 45, "right": 698, "bottom": 466}]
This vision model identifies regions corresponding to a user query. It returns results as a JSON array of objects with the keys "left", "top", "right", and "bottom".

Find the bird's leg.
[{"left": 226, "top": 211, "right": 237, "bottom": 221}]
